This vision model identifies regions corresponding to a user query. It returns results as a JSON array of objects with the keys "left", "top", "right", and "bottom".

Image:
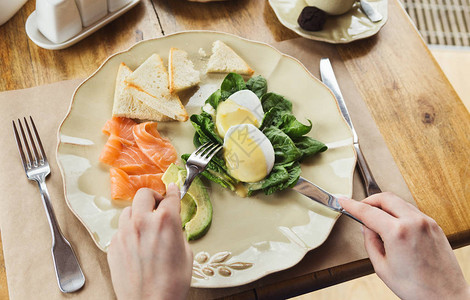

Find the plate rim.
[{"left": 55, "top": 30, "right": 357, "bottom": 287}]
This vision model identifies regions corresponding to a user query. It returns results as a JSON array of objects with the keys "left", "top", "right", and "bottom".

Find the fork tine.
[
  {"left": 187, "top": 142, "right": 209, "bottom": 160},
  {"left": 17, "top": 118, "right": 34, "bottom": 167},
  {"left": 196, "top": 142, "right": 218, "bottom": 158},
  {"left": 195, "top": 142, "right": 211, "bottom": 155},
  {"left": 24, "top": 117, "right": 41, "bottom": 164},
  {"left": 29, "top": 116, "right": 47, "bottom": 162},
  {"left": 204, "top": 144, "right": 222, "bottom": 160},
  {"left": 12, "top": 120, "right": 28, "bottom": 169}
]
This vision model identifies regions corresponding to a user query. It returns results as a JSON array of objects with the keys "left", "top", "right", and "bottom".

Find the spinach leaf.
[
  {"left": 263, "top": 126, "right": 302, "bottom": 165},
  {"left": 205, "top": 89, "right": 222, "bottom": 109},
  {"left": 193, "top": 132, "right": 203, "bottom": 148},
  {"left": 203, "top": 170, "right": 236, "bottom": 191},
  {"left": 278, "top": 114, "right": 312, "bottom": 138},
  {"left": 261, "top": 165, "right": 289, "bottom": 192},
  {"left": 187, "top": 73, "right": 327, "bottom": 197},
  {"left": 260, "top": 93, "right": 292, "bottom": 114},
  {"left": 220, "top": 73, "right": 246, "bottom": 100},
  {"left": 181, "top": 154, "right": 237, "bottom": 191},
  {"left": 261, "top": 162, "right": 301, "bottom": 195},
  {"left": 260, "top": 107, "right": 283, "bottom": 130},
  {"left": 246, "top": 181, "right": 264, "bottom": 196},
  {"left": 246, "top": 75, "right": 267, "bottom": 98},
  {"left": 190, "top": 113, "right": 223, "bottom": 146},
  {"left": 282, "top": 162, "right": 301, "bottom": 189},
  {"left": 293, "top": 136, "right": 328, "bottom": 160}
]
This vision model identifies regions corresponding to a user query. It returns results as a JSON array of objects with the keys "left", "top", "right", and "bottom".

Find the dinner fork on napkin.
[{"left": 12, "top": 117, "right": 85, "bottom": 293}]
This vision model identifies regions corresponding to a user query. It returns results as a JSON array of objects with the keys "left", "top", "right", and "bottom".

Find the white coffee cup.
[
  {"left": 0, "top": 0, "right": 28, "bottom": 26},
  {"left": 305, "top": 0, "right": 356, "bottom": 15}
]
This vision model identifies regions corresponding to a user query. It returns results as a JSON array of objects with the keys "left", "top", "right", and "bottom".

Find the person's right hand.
[
  {"left": 107, "top": 184, "right": 193, "bottom": 300},
  {"left": 339, "top": 192, "right": 470, "bottom": 300}
]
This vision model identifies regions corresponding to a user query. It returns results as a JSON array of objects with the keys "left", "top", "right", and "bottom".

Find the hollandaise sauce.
[
  {"left": 223, "top": 126, "right": 268, "bottom": 183},
  {"left": 216, "top": 99, "right": 259, "bottom": 138}
]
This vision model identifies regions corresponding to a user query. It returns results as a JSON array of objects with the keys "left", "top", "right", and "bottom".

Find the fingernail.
[
  {"left": 360, "top": 225, "right": 365, "bottom": 233},
  {"left": 337, "top": 197, "right": 348, "bottom": 205}
]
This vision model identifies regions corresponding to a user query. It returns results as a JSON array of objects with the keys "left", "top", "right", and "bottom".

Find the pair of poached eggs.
[{"left": 207, "top": 89, "right": 275, "bottom": 183}]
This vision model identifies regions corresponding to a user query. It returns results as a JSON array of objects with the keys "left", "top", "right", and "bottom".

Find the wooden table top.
[{"left": 1, "top": 0, "right": 469, "bottom": 298}]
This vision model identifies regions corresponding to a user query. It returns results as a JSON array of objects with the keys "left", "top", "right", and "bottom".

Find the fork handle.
[
  {"left": 180, "top": 165, "right": 202, "bottom": 199},
  {"left": 37, "top": 178, "right": 85, "bottom": 293},
  {"left": 354, "top": 144, "right": 382, "bottom": 196}
]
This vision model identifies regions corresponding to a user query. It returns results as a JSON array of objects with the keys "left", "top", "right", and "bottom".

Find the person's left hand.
[{"left": 107, "top": 184, "right": 193, "bottom": 300}]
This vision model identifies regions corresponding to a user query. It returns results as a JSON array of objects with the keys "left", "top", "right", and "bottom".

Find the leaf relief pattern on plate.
[{"left": 192, "top": 251, "right": 254, "bottom": 279}]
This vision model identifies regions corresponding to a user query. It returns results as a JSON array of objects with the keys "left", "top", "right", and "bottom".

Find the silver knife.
[
  {"left": 320, "top": 58, "right": 382, "bottom": 196},
  {"left": 293, "top": 177, "right": 363, "bottom": 224}
]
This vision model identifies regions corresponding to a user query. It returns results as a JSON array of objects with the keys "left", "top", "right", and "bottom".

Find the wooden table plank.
[
  {"left": 152, "top": 0, "right": 470, "bottom": 241},
  {"left": 0, "top": 0, "right": 163, "bottom": 91},
  {"left": 0, "top": 233, "right": 9, "bottom": 300},
  {"left": 337, "top": 2, "right": 470, "bottom": 242},
  {"left": 0, "top": 1, "right": 163, "bottom": 299},
  {"left": 0, "top": 0, "right": 469, "bottom": 298},
  {"left": 151, "top": 0, "right": 470, "bottom": 296},
  {"left": 153, "top": 0, "right": 299, "bottom": 44}
]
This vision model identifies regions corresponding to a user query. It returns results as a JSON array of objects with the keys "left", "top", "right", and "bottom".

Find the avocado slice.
[
  {"left": 162, "top": 164, "right": 213, "bottom": 240},
  {"left": 162, "top": 164, "right": 196, "bottom": 227}
]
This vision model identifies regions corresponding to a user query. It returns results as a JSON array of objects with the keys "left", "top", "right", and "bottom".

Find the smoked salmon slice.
[
  {"left": 110, "top": 168, "right": 165, "bottom": 201},
  {"left": 102, "top": 117, "right": 136, "bottom": 145},
  {"left": 133, "top": 122, "right": 177, "bottom": 172},
  {"left": 100, "top": 116, "right": 177, "bottom": 201},
  {"left": 113, "top": 144, "right": 163, "bottom": 175},
  {"left": 99, "top": 135, "right": 162, "bottom": 175}
]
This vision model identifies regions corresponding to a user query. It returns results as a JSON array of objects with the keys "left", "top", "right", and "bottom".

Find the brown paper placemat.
[{"left": 0, "top": 38, "right": 414, "bottom": 300}]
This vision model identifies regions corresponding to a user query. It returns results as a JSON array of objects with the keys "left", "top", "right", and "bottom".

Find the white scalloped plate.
[
  {"left": 56, "top": 31, "right": 356, "bottom": 288},
  {"left": 269, "top": 0, "right": 388, "bottom": 44}
]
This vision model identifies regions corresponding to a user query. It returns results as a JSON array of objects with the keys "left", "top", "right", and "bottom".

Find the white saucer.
[
  {"left": 25, "top": 0, "right": 140, "bottom": 50},
  {"left": 269, "top": 0, "right": 388, "bottom": 44}
]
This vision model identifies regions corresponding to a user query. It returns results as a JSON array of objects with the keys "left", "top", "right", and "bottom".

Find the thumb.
[
  {"left": 157, "top": 183, "right": 181, "bottom": 216},
  {"left": 166, "top": 182, "right": 181, "bottom": 200}
]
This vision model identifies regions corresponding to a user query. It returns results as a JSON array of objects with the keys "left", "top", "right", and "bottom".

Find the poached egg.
[
  {"left": 223, "top": 124, "right": 275, "bottom": 183},
  {"left": 215, "top": 90, "right": 264, "bottom": 138}
]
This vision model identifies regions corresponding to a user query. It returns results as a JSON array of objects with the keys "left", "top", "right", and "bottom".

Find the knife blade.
[
  {"left": 293, "top": 177, "right": 363, "bottom": 224},
  {"left": 320, "top": 58, "right": 381, "bottom": 196}
]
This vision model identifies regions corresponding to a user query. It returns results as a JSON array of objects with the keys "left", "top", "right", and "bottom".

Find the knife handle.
[
  {"left": 354, "top": 144, "right": 382, "bottom": 196},
  {"left": 340, "top": 209, "right": 365, "bottom": 225}
]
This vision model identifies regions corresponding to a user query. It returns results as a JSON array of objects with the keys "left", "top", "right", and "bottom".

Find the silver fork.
[
  {"left": 181, "top": 142, "right": 223, "bottom": 198},
  {"left": 12, "top": 117, "right": 85, "bottom": 293}
]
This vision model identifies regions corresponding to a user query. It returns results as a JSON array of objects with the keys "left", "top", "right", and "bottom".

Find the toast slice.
[
  {"left": 206, "top": 40, "right": 254, "bottom": 76},
  {"left": 124, "top": 54, "right": 189, "bottom": 122},
  {"left": 112, "top": 63, "right": 171, "bottom": 121},
  {"left": 169, "top": 48, "right": 200, "bottom": 93}
]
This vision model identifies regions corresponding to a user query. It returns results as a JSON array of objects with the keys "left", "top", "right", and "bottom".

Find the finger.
[
  {"left": 156, "top": 183, "right": 182, "bottom": 218},
  {"left": 339, "top": 197, "right": 395, "bottom": 235},
  {"left": 363, "top": 226, "right": 385, "bottom": 257},
  {"left": 118, "top": 206, "right": 132, "bottom": 229},
  {"left": 363, "top": 226, "right": 387, "bottom": 273},
  {"left": 132, "top": 188, "right": 164, "bottom": 220},
  {"left": 185, "top": 241, "right": 194, "bottom": 264},
  {"left": 362, "top": 192, "right": 419, "bottom": 218}
]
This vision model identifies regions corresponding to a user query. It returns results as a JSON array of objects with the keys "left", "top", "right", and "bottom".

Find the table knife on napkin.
[{"left": 320, "top": 58, "right": 381, "bottom": 196}]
